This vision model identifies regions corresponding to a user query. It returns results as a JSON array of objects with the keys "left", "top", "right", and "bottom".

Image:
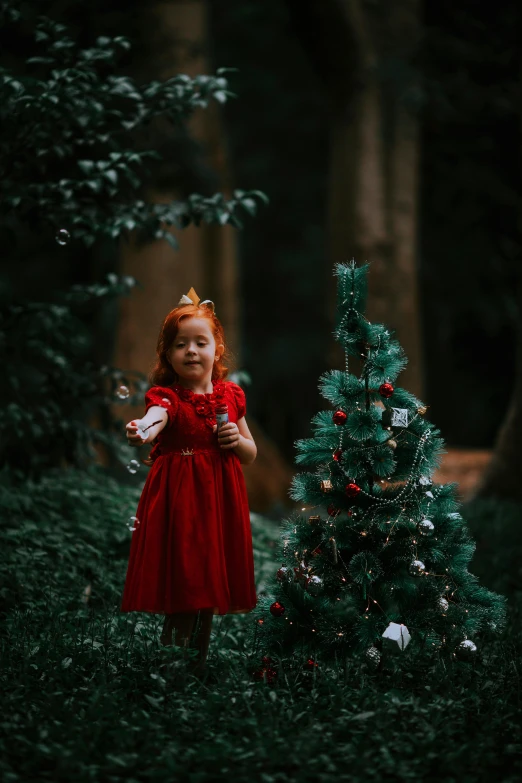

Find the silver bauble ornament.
[
  {"left": 409, "top": 559, "right": 426, "bottom": 577},
  {"left": 366, "top": 646, "right": 381, "bottom": 668},
  {"left": 276, "top": 566, "right": 292, "bottom": 583},
  {"left": 418, "top": 475, "right": 433, "bottom": 489},
  {"left": 457, "top": 639, "right": 477, "bottom": 659},
  {"left": 305, "top": 575, "right": 323, "bottom": 596},
  {"left": 418, "top": 518, "right": 435, "bottom": 536},
  {"left": 438, "top": 597, "right": 449, "bottom": 612}
]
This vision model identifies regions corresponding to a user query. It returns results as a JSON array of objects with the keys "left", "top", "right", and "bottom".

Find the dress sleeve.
[
  {"left": 144, "top": 386, "right": 178, "bottom": 428},
  {"left": 229, "top": 382, "right": 247, "bottom": 420}
]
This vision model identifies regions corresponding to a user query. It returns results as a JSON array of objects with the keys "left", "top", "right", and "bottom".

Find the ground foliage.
[{"left": 0, "top": 466, "right": 521, "bottom": 782}]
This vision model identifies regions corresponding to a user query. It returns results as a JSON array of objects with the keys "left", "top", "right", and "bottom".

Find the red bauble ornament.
[
  {"left": 304, "top": 658, "right": 319, "bottom": 671},
  {"left": 333, "top": 448, "right": 343, "bottom": 462},
  {"left": 262, "top": 656, "right": 274, "bottom": 666},
  {"left": 312, "top": 547, "right": 322, "bottom": 556},
  {"left": 270, "top": 601, "right": 285, "bottom": 617},
  {"left": 332, "top": 410, "right": 347, "bottom": 425},
  {"left": 327, "top": 504, "right": 339, "bottom": 517},
  {"left": 345, "top": 482, "right": 361, "bottom": 498},
  {"left": 379, "top": 382, "right": 394, "bottom": 399},
  {"left": 253, "top": 668, "right": 276, "bottom": 683}
]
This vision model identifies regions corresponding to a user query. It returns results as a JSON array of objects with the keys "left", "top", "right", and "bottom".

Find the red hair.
[{"left": 149, "top": 303, "right": 234, "bottom": 387}]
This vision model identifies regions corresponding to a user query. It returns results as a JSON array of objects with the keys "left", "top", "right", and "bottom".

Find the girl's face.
[{"left": 168, "top": 317, "right": 224, "bottom": 385}]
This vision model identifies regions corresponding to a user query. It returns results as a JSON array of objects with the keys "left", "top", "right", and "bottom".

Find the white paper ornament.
[{"left": 382, "top": 621, "right": 411, "bottom": 652}]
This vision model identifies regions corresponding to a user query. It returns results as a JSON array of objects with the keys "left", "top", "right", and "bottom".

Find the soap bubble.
[
  {"left": 126, "top": 459, "right": 140, "bottom": 474},
  {"left": 55, "top": 229, "right": 70, "bottom": 246},
  {"left": 128, "top": 515, "right": 139, "bottom": 531},
  {"left": 116, "top": 385, "right": 130, "bottom": 400}
]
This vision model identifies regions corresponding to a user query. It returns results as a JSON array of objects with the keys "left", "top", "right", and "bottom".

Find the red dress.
[{"left": 120, "top": 380, "right": 257, "bottom": 617}]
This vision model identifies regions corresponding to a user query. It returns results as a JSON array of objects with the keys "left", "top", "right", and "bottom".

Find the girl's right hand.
[{"left": 126, "top": 420, "right": 145, "bottom": 447}]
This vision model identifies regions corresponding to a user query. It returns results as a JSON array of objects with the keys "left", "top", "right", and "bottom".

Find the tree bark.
[
  {"left": 110, "top": 0, "right": 295, "bottom": 509},
  {"left": 286, "top": 0, "right": 424, "bottom": 399},
  {"left": 114, "top": 0, "right": 241, "bottom": 392},
  {"left": 473, "top": 280, "right": 522, "bottom": 502},
  {"left": 330, "top": 0, "right": 423, "bottom": 398}
]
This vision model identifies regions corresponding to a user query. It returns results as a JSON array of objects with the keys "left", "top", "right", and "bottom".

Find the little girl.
[{"left": 120, "top": 288, "right": 258, "bottom": 677}]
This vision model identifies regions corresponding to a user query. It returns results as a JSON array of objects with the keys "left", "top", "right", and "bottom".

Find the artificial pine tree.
[{"left": 250, "top": 261, "right": 506, "bottom": 682}]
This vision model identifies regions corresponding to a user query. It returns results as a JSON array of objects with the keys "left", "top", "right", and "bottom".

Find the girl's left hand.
[{"left": 213, "top": 421, "right": 240, "bottom": 449}]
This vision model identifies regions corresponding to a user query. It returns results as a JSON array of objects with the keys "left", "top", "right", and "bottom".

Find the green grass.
[{"left": 1, "top": 467, "right": 521, "bottom": 782}]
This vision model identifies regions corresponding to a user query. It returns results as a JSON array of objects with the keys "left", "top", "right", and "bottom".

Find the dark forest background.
[{"left": 2, "top": 0, "right": 521, "bottom": 510}]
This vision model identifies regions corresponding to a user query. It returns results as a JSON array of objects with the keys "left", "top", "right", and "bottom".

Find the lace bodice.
[{"left": 143, "top": 380, "right": 246, "bottom": 461}]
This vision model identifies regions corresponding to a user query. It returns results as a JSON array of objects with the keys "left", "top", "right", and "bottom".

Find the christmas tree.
[{"left": 250, "top": 261, "right": 506, "bottom": 681}]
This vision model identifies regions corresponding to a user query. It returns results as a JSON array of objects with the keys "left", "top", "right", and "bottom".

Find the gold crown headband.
[{"left": 177, "top": 287, "right": 216, "bottom": 315}]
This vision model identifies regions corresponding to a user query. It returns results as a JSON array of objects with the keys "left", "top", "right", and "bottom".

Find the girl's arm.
[{"left": 126, "top": 405, "right": 169, "bottom": 446}]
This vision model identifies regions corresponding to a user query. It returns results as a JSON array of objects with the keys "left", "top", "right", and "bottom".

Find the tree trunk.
[
  {"left": 284, "top": 0, "right": 423, "bottom": 396},
  {"left": 473, "top": 280, "right": 522, "bottom": 502},
  {"left": 327, "top": 0, "right": 423, "bottom": 399},
  {"left": 109, "top": 0, "right": 295, "bottom": 509},
  {"left": 114, "top": 0, "right": 240, "bottom": 396}
]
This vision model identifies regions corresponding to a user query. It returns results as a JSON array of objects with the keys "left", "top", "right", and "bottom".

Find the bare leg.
[
  {"left": 188, "top": 608, "right": 214, "bottom": 674},
  {"left": 160, "top": 611, "right": 197, "bottom": 651}
]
